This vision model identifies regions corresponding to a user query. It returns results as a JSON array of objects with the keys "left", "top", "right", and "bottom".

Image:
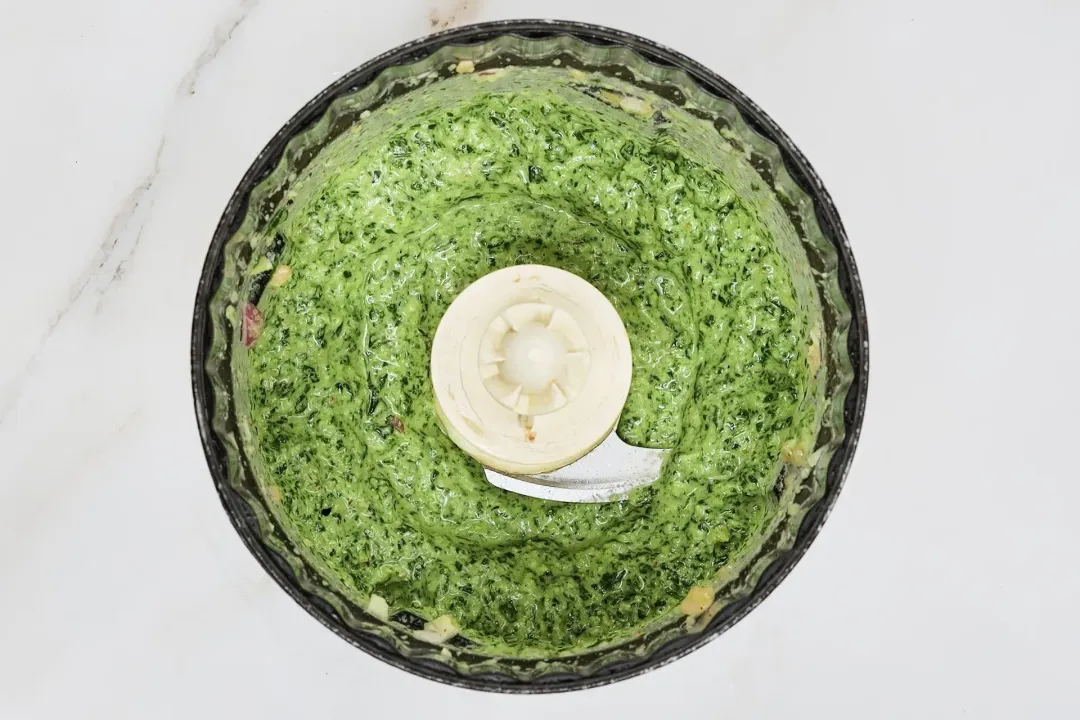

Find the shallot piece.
[{"left": 242, "top": 303, "right": 264, "bottom": 348}]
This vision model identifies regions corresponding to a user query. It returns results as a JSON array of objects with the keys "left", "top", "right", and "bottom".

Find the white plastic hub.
[
  {"left": 479, "top": 302, "right": 589, "bottom": 415},
  {"left": 431, "top": 265, "right": 633, "bottom": 475}
]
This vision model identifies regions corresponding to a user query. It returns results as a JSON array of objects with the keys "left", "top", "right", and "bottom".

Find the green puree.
[{"left": 246, "top": 78, "right": 818, "bottom": 656}]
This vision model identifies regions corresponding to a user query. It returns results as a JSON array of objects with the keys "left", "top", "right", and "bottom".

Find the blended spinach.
[{"left": 245, "top": 81, "right": 817, "bottom": 656}]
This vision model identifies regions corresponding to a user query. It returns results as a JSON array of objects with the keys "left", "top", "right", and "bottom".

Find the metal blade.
[{"left": 484, "top": 432, "right": 666, "bottom": 503}]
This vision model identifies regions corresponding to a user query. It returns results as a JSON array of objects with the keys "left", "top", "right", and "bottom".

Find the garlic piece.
[
  {"left": 366, "top": 594, "right": 389, "bottom": 622},
  {"left": 679, "top": 586, "right": 715, "bottom": 617},
  {"left": 268, "top": 264, "right": 292, "bottom": 289},
  {"left": 414, "top": 614, "right": 460, "bottom": 645},
  {"left": 781, "top": 439, "right": 810, "bottom": 466},
  {"left": 619, "top": 95, "right": 653, "bottom": 116}
]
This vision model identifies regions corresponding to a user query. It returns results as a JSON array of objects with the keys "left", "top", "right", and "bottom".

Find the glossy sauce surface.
[{"left": 245, "top": 84, "right": 817, "bottom": 655}]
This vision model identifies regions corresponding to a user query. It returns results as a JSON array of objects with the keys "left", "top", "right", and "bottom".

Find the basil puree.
[{"left": 245, "top": 78, "right": 817, "bottom": 656}]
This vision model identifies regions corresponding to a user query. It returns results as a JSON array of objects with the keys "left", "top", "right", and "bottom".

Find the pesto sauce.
[{"left": 246, "top": 86, "right": 815, "bottom": 656}]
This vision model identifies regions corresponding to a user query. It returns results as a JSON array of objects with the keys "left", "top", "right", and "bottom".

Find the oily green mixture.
[{"left": 244, "top": 77, "right": 818, "bottom": 656}]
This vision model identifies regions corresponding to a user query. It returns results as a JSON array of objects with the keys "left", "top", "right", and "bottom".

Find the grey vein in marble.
[
  {"left": 0, "top": 0, "right": 261, "bottom": 426},
  {"left": 427, "top": 0, "right": 482, "bottom": 30},
  {"left": 179, "top": 0, "right": 261, "bottom": 96}
]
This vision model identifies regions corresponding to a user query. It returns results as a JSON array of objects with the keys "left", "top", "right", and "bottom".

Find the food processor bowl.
[{"left": 191, "top": 20, "right": 868, "bottom": 693}]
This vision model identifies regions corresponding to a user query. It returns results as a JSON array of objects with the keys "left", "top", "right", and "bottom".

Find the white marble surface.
[{"left": 2, "top": 0, "right": 1078, "bottom": 717}]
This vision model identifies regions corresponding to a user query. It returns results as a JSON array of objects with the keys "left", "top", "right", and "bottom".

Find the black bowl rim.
[{"left": 191, "top": 18, "right": 870, "bottom": 694}]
